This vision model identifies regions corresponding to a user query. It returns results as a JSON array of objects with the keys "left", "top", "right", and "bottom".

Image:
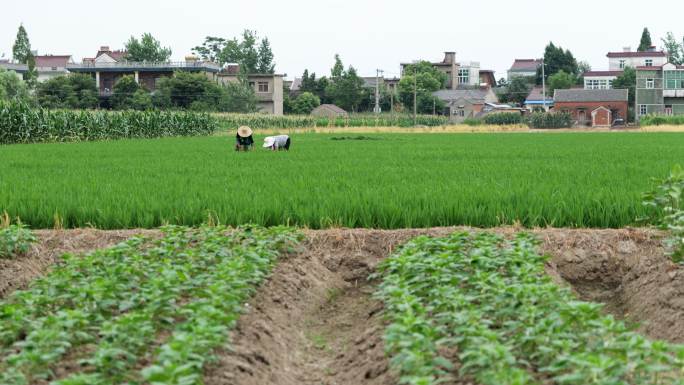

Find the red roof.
[
  {"left": 583, "top": 70, "right": 623, "bottom": 77},
  {"left": 510, "top": 59, "right": 541, "bottom": 71},
  {"left": 607, "top": 51, "right": 666, "bottom": 58},
  {"left": 96, "top": 49, "right": 127, "bottom": 62},
  {"left": 34, "top": 55, "right": 72, "bottom": 68}
]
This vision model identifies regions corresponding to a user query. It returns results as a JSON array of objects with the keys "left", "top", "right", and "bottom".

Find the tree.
[
  {"left": 256, "top": 38, "right": 275, "bottom": 73},
  {"left": 397, "top": 61, "right": 447, "bottom": 114},
  {"left": 0, "top": 68, "right": 32, "bottom": 103},
  {"left": 192, "top": 36, "right": 226, "bottom": 63},
  {"left": 325, "top": 56, "right": 365, "bottom": 112},
  {"left": 36, "top": 74, "right": 98, "bottom": 109},
  {"left": 612, "top": 67, "right": 636, "bottom": 122},
  {"left": 111, "top": 75, "right": 141, "bottom": 109},
  {"left": 638, "top": 28, "right": 653, "bottom": 52},
  {"left": 661, "top": 32, "right": 683, "bottom": 65},
  {"left": 155, "top": 71, "right": 212, "bottom": 108},
  {"left": 299, "top": 69, "right": 329, "bottom": 103},
  {"left": 12, "top": 24, "right": 31, "bottom": 64},
  {"left": 547, "top": 70, "right": 576, "bottom": 94},
  {"left": 125, "top": 33, "right": 172, "bottom": 62},
  {"left": 292, "top": 92, "right": 320, "bottom": 114},
  {"left": 24, "top": 52, "right": 38, "bottom": 88},
  {"left": 500, "top": 76, "right": 532, "bottom": 106},
  {"left": 537, "top": 42, "right": 578, "bottom": 84},
  {"left": 219, "top": 80, "right": 258, "bottom": 113}
]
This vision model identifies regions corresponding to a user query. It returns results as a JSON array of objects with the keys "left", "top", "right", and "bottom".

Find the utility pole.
[
  {"left": 374, "top": 69, "right": 383, "bottom": 114},
  {"left": 390, "top": 84, "right": 394, "bottom": 115},
  {"left": 413, "top": 67, "right": 417, "bottom": 126},
  {"left": 541, "top": 57, "right": 546, "bottom": 112}
]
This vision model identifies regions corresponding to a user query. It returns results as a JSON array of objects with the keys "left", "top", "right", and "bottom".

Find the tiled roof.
[
  {"left": 433, "top": 89, "right": 490, "bottom": 103},
  {"left": 583, "top": 70, "right": 623, "bottom": 77},
  {"left": 607, "top": 51, "right": 666, "bottom": 58},
  {"left": 525, "top": 86, "right": 553, "bottom": 102},
  {"left": 509, "top": 59, "right": 541, "bottom": 72},
  {"left": 96, "top": 49, "right": 127, "bottom": 61},
  {"left": 314, "top": 104, "right": 347, "bottom": 113},
  {"left": 34, "top": 55, "right": 72, "bottom": 68},
  {"left": 554, "top": 89, "right": 628, "bottom": 103}
]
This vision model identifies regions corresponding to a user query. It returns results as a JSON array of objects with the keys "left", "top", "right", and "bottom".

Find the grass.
[{"left": 2, "top": 132, "right": 684, "bottom": 229}]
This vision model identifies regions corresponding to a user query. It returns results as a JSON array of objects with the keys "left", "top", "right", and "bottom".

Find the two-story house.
[
  {"left": 218, "top": 65, "right": 284, "bottom": 115},
  {"left": 401, "top": 52, "right": 485, "bottom": 90},
  {"left": 635, "top": 63, "right": 684, "bottom": 120},
  {"left": 583, "top": 47, "right": 667, "bottom": 90},
  {"left": 67, "top": 46, "right": 220, "bottom": 96},
  {"left": 0, "top": 55, "right": 73, "bottom": 82}
]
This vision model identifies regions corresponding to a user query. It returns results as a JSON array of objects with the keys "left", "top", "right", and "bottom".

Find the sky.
[{"left": 2, "top": 0, "right": 683, "bottom": 81}]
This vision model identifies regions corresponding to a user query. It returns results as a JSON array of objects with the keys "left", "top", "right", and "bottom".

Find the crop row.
[
  {"left": 0, "top": 101, "right": 218, "bottom": 144},
  {"left": 216, "top": 112, "right": 449, "bottom": 129},
  {"left": 0, "top": 225, "right": 301, "bottom": 385},
  {"left": 375, "top": 231, "right": 684, "bottom": 385}
]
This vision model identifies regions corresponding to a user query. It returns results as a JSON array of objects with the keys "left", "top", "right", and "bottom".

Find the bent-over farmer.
[
  {"left": 263, "top": 135, "right": 291, "bottom": 151},
  {"left": 235, "top": 126, "right": 254, "bottom": 151}
]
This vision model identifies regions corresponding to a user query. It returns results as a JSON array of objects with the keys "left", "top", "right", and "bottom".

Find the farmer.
[
  {"left": 263, "top": 134, "right": 291, "bottom": 151},
  {"left": 235, "top": 126, "right": 254, "bottom": 151}
]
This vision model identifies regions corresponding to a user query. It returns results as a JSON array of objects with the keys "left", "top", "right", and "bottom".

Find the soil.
[
  {"left": 3, "top": 227, "right": 684, "bottom": 384},
  {"left": 0, "top": 228, "right": 157, "bottom": 299}
]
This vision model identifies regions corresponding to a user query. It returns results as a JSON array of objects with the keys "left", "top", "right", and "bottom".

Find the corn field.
[
  {"left": 216, "top": 113, "right": 449, "bottom": 129},
  {"left": 0, "top": 101, "right": 218, "bottom": 144}
]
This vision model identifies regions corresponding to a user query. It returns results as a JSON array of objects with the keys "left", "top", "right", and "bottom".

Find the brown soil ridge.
[{"left": 3, "top": 227, "right": 684, "bottom": 384}]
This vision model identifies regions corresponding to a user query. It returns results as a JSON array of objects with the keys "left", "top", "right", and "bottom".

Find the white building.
[
  {"left": 607, "top": 47, "right": 667, "bottom": 71},
  {"left": 583, "top": 71, "right": 621, "bottom": 90}
]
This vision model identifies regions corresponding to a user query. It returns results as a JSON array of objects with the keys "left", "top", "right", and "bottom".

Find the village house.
[
  {"left": 0, "top": 54, "right": 73, "bottom": 82},
  {"left": 311, "top": 104, "right": 348, "bottom": 118},
  {"left": 217, "top": 64, "right": 284, "bottom": 115},
  {"left": 507, "top": 59, "right": 541, "bottom": 81},
  {"left": 635, "top": 63, "right": 684, "bottom": 120},
  {"left": 524, "top": 86, "right": 554, "bottom": 112},
  {"left": 554, "top": 89, "right": 629, "bottom": 127},
  {"left": 401, "top": 52, "right": 486, "bottom": 90},
  {"left": 582, "top": 47, "right": 668, "bottom": 90},
  {"left": 67, "top": 46, "right": 220, "bottom": 96},
  {"left": 433, "top": 88, "right": 498, "bottom": 122}
]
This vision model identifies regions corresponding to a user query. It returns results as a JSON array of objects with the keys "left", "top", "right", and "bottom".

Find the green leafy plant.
[
  {"left": 643, "top": 164, "right": 684, "bottom": 262},
  {"left": 375, "top": 231, "right": 684, "bottom": 385},
  {"left": 0, "top": 223, "right": 37, "bottom": 258},
  {"left": 483, "top": 112, "right": 522, "bottom": 125}
]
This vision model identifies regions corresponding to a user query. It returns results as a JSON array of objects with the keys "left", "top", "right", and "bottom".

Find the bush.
[
  {"left": 37, "top": 74, "right": 99, "bottom": 109},
  {"left": 0, "top": 223, "right": 37, "bottom": 259},
  {"left": 292, "top": 92, "right": 320, "bottom": 114},
  {"left": 642, "top": 165, "right": 684, "bottom": 263},
  {"left": 641, "top": 114, "right": 684, "bottom": 126},
  {"left": 528, "top": 112, "right": 573, "bottom": 129},
  {"left": 0, "top": 100, "right": 218, "bottom": 144},
  {"left": 462, "top": 118, "right": 483, "bottom": 126},
  {"left": 483, "top": 112, "right": 523, "bottom": 125}
]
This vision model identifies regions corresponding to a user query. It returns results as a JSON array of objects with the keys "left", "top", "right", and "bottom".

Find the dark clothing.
[
  {"left": 236, "top": 134, "right": 254, "bottom": 146},
  {"left": 284, "top": 137, "right": 291, "bottom": 150}
]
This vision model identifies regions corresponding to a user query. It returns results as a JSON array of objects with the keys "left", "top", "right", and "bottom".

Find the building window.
[
  {"left": 458, "top": 69, "right": 469, "bottom": 84},
  {"left": 585, "top": 79, "right": 609, "bottom": 90},
  {"left": 665, "top": 70, "right": 684, "bottom": 89},
  {"left": 645, "top": 59, "right": 653, "bottom": 67},
  {"left": 458, "top": 109, "right": 465, "bottom": 117},
  {"left": 646, "top": 78, "right": 655, "bottom": 89},
  {"left": 248, "top": 81, "right": 255, "bottom": 89},
  {"left": 639, "top": 105, "right": 648, "bottom": 116},
  {"left": 257, "top": 81, "right": 269, "bottom": 92},
  {"left": 619, "top": 60, "right": 626, "bottom": 69}
]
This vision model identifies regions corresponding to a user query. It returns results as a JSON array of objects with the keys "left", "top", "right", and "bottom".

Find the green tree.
[
  {"left": 36, "top": 74, "right": 98, "bottom": 109},
  {"left": 219, "top": 80, "right": 258, "bottom": 113},
  {"left": 397, "top": 61, "right": 447, "bottom": 114},
  {"left": 155, "top": 71, "right": 212, "bottom": 108},
  {"left": 662, "top": 32, "right": 683, "bottom": 65},
  {"left": 12, "top": 24, "right": 31, "bottom": 64},
  {"left": 0, "top": 68, "right": 32, "bottom": 103},
  {"left": 638, "top": 28, "right": 653, "bottom": 52},
  {"left": 111, "top": 75, "right": 141, "bottom": 109},
  {"left": 500, "top": 76, "right": 532, "bottom": 105},
  {"left": 299, "top": 69, "right": 329, "bottom": 102},
  {"left": 325, "top": 56, "right": 365, "bottom": 111},
  {"left": 548, "top": 70, "right": 576, "bottom": 94},
  {"left": 612, "top": 67, "right": 636, "bottom": 121},
  {"left": 125, "top": 33, "right": 172, "bottom": 62},
  {"left": 24, "top": 52, "right": 38, "bottom": 88},
  {"left": 256, "top": 38, "right": 275, "bottom": 73},
  {"left": 191, "top": 36, "right": 226, "bottom": 63},
  {"left": 130, "top": 89, "right": 153, "bottom": 110},
  {"left": 292, "top": 92, "right": 320, "bottom": 114},
  {"left": 537, "top": 42, "right": 578, "bottom": 84}
]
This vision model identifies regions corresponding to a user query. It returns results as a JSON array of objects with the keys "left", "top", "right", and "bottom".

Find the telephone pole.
[
  {"left": 541, "top": 58, "right": 546, "bottom": 111},
  {"left": 413, "top": 67, "right": 417, "bottom": 126},
  {"left": 374, "top": 69, "right": 383, "bottom": 114}
]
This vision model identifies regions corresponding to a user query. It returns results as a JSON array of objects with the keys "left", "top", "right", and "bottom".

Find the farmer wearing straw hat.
[
  {"left": 263, "top": 135, "right": 291, "bottom": 151},
  {"left": 235, "top": 126, "right": 254, "bottom": 151}
]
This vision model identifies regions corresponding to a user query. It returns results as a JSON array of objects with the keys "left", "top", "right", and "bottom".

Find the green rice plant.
[
  {"left": 375, "top": 232, "right": 684, "bottom": 385},
  {"left": 0, "top": 225, "right": 302, "bottom": 385},
  {"left": 0, "top": 101, "right": 218, "bottom": 144},
  {"left": 642, "top": 164, "right": 684, "bottom": 263},
  {"left": 0, "top": 223, "right": 37, "bottom": 259}
]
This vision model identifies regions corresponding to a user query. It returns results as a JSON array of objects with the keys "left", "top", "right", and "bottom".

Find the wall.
[
  {"left": 555, "top": 101, "right": 629, "bottom": 125},
  {"left": 609, "top": 56, "right": 666, "bottom": 70}
]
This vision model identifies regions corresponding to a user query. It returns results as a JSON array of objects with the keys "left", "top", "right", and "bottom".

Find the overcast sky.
[{"left": 2, "top": 0, "right": 683, "bottom": 80}]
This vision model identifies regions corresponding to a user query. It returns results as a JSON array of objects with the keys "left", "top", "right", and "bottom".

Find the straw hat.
[{"left": 237, "top": 126, "right": 253, "bottom": 138}]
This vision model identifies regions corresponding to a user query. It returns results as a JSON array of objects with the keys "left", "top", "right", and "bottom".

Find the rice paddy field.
[{"left": 1, "top": 132, "right": 684, "bottom": 229}]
